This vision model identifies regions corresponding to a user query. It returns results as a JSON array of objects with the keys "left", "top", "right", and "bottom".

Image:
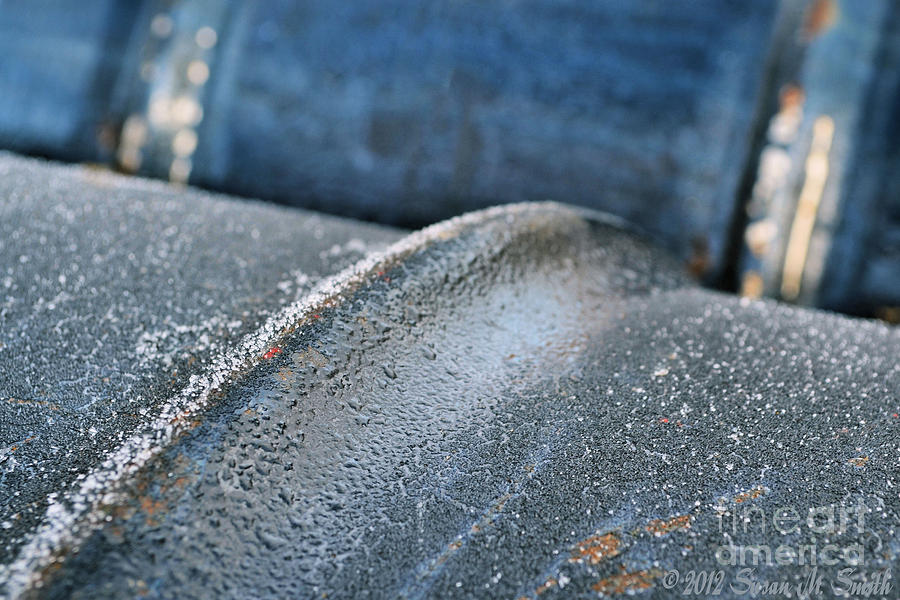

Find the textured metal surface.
[
  {"left": 1, "top": 156, "right": 897, "bottom": 597},
  {"left": 0, "top": 153, "right": 404, "bottom": 569}
]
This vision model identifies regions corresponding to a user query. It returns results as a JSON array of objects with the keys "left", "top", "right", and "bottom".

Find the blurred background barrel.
[{"left": 0, "top": 0, "right": 898, "bottom": 317}]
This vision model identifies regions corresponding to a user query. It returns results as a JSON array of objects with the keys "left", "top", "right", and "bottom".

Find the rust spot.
[
  {"left": 875, "top": 306, "right": 900, "bottom": 324},
  {"left": 140, "top": 496, "right": 165, "bottom": 520},
  {"left": 592, "top": 567, "right": 662, "bottom": 595},
  {"left": 38, "top": 557, "right": 65, "bottom": 583},
  {"left": 536, "top": 577, "right": 557, "bottom": 595},
  {"left": 848, "top": 456, "right": 869, "bottom": 467},
  {"left": 570, "top": 532, "right": 621, "bottom": 564},
  {"left": 108, "top": 524, "right": 125, "bottom": 539},
  {"left": 168, "top": 408, "right": 192, "bottom": 426},
  {"left": 433, "top": 538, "right": 464, "bottom": 567},
  {"left": 780, "top": 84, "right": 805, "bottom": 112},
  {"left": 646, "top": 514, "right": 691, "bottom": 536},
  {"left": 804, "top": 0, "right": 837, "bottom": 39},
  {"left": 109, "top": 503, "right": 137, "bottom": 521},
  {"left": 686, "top": 236, "right": 710, "bottom": 278},
  {"left": 6, "top": 397, "right": 60, "bottom": 410},
  {"left": 493, "top": 492, "right": 512, "bottom": 513},
  {"left": 741, "top": 270, "right": 765, "bottom": 299},
  {"left": 734, "top": 486, "right": 765, "bottom": 503}
]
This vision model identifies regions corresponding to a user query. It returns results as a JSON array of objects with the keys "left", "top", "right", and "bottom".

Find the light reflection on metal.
[
  {"left": 172, "top": 128, "right": 199, "bottom": 157},
  {"left": 740, "top": 269, "right": 764, "bottom": 298},
  {"left": 150, "top": 13, "right": 174, "bottom": 38},
  {"left": 117, "top": 115, "right": 147, "bottom": 172},
  {"left": 113, "top": 2, "right": 229, "bottom": 184},
  {"left": 187, "top": 60, "right": 210, "bottom": 85},
  {"left": 737, "top": 83, "right": 804, "bottom": 299},
  {"left": 169, "top": 157, "right": 192, "bottom": 184},
  {"left": 194, "top": 26, "right": 218, "bottom": 49},
  {"left": 780, "top": 115, "right": 834, "bottom": 301}
]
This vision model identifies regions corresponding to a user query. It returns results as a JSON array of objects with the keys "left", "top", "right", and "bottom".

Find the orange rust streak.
[
  {"left": 536, "top": 577, "right": 557, "bottom": 595},
  {"left": 804, "top": 0, "right": 836, "bottom": 39},
  {"left": 592, "top": 568, "right": 662, "bottom": 595},
  {"left": 569, "top": 532, "right": 621, "bottom": 564},
  {"left": 646, "top": 514, "right": 691, "bottom": 535},
  {"left": 734, "top": 486, "right": 765, "bottom": 503},
  {"left": 140, "top": 496, "right": 165, "bottom": 517}
]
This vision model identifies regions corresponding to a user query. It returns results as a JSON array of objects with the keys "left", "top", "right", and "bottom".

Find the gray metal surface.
[
  {"left": 0, "top": 153, "right": 404, "bottom": 570},
  {"left": 1, "top": 156, "right": 897, "bottom": 597}
]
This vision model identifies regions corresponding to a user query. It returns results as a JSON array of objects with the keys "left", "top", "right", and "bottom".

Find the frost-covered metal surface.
[
  {"left": 0, "top": 153, "right": 404, "bottom": 570},
  {"left": 1, "top": 174, "right": 897, "bottom": 598}
]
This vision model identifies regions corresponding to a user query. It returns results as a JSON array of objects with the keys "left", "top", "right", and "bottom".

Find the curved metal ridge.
[
  {"left": 2, "top": 201, "right": 639, "bottom": 597},
  {"left": 5, "top": 195, "right": 900, "bottom": 599},
  {"left": 0, "top": 151, "right": 405, "bottom": 569}
]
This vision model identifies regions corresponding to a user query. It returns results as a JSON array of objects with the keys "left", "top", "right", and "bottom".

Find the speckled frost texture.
[
  {"left": 2, "top": 158, "right": 899, "bottom": 600},
  {"left": 0, "top": 153, "right": 404, "bottom": 569}
]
